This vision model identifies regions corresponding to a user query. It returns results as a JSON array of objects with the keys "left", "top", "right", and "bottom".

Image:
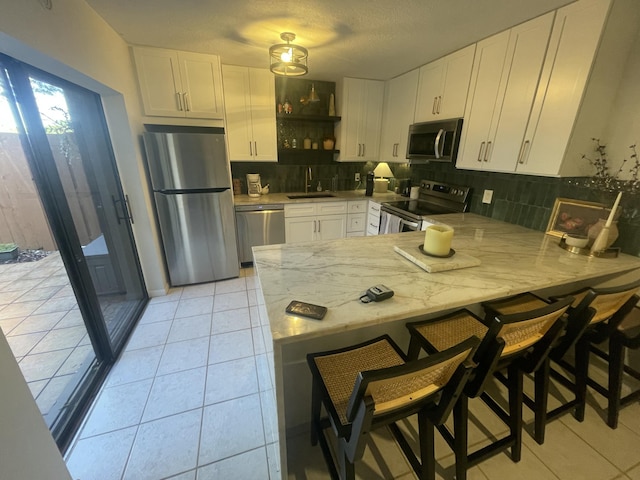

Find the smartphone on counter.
[{"left": 285, "top": 300, "right": 327, "bottom": 320}]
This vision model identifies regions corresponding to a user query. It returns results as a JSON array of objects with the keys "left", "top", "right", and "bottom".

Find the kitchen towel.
[
  {"left": 386, "top": 213, "right": 402, "bottom": 234},
  {"left": 379, "top": 211, "right": 388, "bottom": 234}
]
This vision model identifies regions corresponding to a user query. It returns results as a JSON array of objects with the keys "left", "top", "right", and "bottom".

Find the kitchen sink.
[{"left": 287, "top": 193, "right": 336, "bottom": 199}]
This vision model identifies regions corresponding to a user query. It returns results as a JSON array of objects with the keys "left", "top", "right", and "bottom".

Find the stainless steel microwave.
[{"left": 406, "top": 118, "right": 463, "bottom": 162}]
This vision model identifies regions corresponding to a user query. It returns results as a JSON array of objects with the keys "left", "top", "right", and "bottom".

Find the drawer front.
[
  {"left": 347, "top": 213, "right": 366, "bottom": 233},
  {"left": 285, "top": 203, "right": 316, "bottom": 218},
  {"left": 316, "top": 201, "right": 347, "bottom": 216},
  {"left": 366, "top": 222, "right": 380, "bottom": 236},
  {"left": 367, "top": 201, "right": 381, "bottom": 218},
  {"left": 347, "top": 231, "right": 365, "bottom": 237},
  {"left": 348, "top": 200, "right": 368, "bottom": 214}
]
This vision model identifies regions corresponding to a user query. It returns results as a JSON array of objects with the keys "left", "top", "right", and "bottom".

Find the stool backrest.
[
  {"left": 554, "top": 280, "right": 640, "bottom": 359},
  {"left": 468, "top": 296, "right": 573, "bottom": 397},
  {"left": 498, "top": 302, "right": 571, "bottom": 356},
  {"left": 346, "top": 336, "right": 478, "bottom": 424}
]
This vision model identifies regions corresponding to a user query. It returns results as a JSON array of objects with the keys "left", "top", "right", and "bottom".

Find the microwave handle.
[{"left": 434, "top": 128, "right": 445, "bottom": 159}]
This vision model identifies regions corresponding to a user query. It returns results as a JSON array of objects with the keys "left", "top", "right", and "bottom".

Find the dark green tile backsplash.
[{"left": 230, "top": 160, "right": 639, "bottom": 257}]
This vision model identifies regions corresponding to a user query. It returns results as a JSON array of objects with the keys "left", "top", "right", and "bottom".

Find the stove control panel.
[{"left": 419, "top": 180, "right": 470, "bottom": 203}]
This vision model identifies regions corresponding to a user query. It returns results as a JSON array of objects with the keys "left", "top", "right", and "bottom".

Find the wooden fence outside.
[{"left": 0, "top": 132, "right": 100, "bottom": 251}]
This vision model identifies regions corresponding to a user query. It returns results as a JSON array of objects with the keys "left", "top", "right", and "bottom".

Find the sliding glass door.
[{"left": 0, "top": 54, "right": 147, "bottom": 449}]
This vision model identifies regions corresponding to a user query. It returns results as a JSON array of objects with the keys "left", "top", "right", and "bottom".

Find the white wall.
[
  {"left": 0, "top": 331, "right": 72, "bottom": 479},
  {"left": 0, "top": 0, "right": 167, "bottom": 296}
]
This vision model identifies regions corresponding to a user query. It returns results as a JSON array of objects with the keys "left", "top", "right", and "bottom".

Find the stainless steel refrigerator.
[{"left": 143, "top": 130, "right": 239, "bottom": 286}]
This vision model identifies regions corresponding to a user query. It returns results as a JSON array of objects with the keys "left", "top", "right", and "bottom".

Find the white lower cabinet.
[
  {"left": 366, "top": 201, "right": 381, "bottom": 236},
  {"left": 347, "top": 200, "right": 367, "bottom": 237},
  {"left": 285, "top": 202, "right": 347, "bottom": 243}
]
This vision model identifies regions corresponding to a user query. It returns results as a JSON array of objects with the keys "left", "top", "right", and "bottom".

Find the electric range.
[{"left": 381, "top": 179, "right": 471, "bottom": 231}]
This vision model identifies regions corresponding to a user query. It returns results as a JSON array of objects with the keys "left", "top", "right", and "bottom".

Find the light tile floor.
[
  {"left": 0, "top": 253, "right": 92, "bottom": 426},
  {"left": 53, "top": 266, "right": 640, "bottom": 479}
]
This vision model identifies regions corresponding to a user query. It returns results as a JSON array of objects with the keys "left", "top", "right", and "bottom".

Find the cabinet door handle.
[
  {"left": 249, "top": 142, "right": 253, "bottom": 156},
  {"left": 518, "top": 140, "right": 531, "bottom": 164},
  {"left": 176, "top": 92, "right": 183, "bottom": 111},
  {"left": 254, "top": 142, "right": 258, "bottom": 156},
  {"left": 183, "top": 92, "right": 190, "bottom": 111},
  {"left": 484, "top": 141, "right": 492, "bottom": 162},
  {"left": 317, "top": 219, "right": 321, "bottom": 233},
  {"left": 362, "top": 144, "right": 365, "bottom": 157},
  {"left": 437, "top": 96, "right": 442, "bottom": 114},
  {"left": 477, "top": 142, "right": 486, "bottom": 162},
  {"left": 432, "top": 96, "right": 438, "bottom": 115}
]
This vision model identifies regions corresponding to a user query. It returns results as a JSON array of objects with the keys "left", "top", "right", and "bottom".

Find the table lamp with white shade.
[{"left": 373, "top": 162, "right": 394, "bottom": 193}]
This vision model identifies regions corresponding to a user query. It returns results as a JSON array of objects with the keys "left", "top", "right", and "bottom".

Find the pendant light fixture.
[
  {"left": 269, "top": 32, "right": 308, "bottom": 77},
  {"left": 308, "top": 83, "right": 320, "bottom": 102}
]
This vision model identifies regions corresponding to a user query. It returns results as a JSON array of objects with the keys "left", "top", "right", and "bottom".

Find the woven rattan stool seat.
[
  {"left": 313, "top": 338, "right": 404, "bottom": 425},
  {"left": 406, "top": 297, "right": 573, "bottom": 480},
  {"left": 412, "top": 311, "right": 488, "bottom": 352},
  {"left": 307, "top": 335, "right": 478, "bottom": 480}
]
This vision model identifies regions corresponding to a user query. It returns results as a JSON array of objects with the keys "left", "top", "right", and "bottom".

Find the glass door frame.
[{"left": 1, "top": 54, "right": 148, "bottom": 450}]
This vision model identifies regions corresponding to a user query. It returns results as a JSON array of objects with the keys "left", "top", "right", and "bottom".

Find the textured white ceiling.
[{"left": 85, "top": 0, "right": 576, "bottom": 81}]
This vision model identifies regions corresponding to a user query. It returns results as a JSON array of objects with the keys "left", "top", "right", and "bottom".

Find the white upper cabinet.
[
  {"left": 414, "top": 45, "right": 475, "bottom": 122},
  {"left": 132, "top": 46, "right": 224, "bottom": 119},
  {"left": 457, "top": 0, "right": 638, "bottom": 177},
  {"left": 379, "top": 69, "right": 419, "bottom": 163},
  {"left": 456, "top": 12, "right": 554, "bottom": 171},
  {"left": 222, "top": 65, "right": 277, "bottom": 162},
  {"left": 518, "top": 0, "right": 625, "bottom": 176},
  {"left": 336, "top": 78, "right": 384, "bottom": 162}
]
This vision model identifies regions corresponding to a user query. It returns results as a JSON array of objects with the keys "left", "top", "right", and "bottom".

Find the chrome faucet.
[{"left": 305, "top": 166, "right": 312, "bottom": 193}]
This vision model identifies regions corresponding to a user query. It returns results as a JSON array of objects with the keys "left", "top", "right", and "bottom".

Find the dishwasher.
[{"left": 235, "top": 204, "right": 286, "bottom": 265}]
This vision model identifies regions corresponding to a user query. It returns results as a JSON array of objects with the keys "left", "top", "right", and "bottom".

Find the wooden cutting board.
[{"left": 393, "top": 244, "right": 481, "bottom": 273}]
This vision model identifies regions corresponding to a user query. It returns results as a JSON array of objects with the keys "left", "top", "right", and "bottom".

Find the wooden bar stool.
[
  {"left": 586, "top": 303, "right": 640, "bottom": 428},
  {"left": 406, "top": 296, "right": 572, "bottom": 480},
  {"left": 483, "top": 280, "right": 640, "bottom": 444},
  {"left": 307, "top": 334, "right": 478, "bottom": 480}
]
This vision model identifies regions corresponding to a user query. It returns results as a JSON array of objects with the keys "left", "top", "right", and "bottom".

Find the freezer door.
[
  {"left": 144, "top": 132, "right": 230, "bottom": 190},
  {"left": 154, "top": 189, "right": 239, "bottom": 285}
]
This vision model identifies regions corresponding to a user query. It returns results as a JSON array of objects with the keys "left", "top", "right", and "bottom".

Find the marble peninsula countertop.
[
  {"left": 233, "top": 189, "right": 404, "bottom": 206},
  {"left": 252, "top": 213, "right": 640, "bottom": 345}
]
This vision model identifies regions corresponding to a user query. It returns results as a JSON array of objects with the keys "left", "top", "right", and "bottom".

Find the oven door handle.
[
  {"left": 434, "top": 128, "right": 444, "bottom": 159},
  {"left": 400, "top": 218, "right": 420, "bottom": 230}
]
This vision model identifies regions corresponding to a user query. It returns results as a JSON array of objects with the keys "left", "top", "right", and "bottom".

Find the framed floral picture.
[{"left": 546, "top": 198, "right": 610, "bottom": 237}]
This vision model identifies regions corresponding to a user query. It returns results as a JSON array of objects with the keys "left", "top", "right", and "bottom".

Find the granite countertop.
[
  {"left": 233, "top": 189, "right": 404, "bottom": 206},
  {"left": 252, "top": 213, "right": 640, "bottom": 345}
]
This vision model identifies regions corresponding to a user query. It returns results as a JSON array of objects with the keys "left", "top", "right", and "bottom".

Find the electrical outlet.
[
  {"left": 355, "top": 173, "right": 360, "bottom": 182},
  {"left": 482, "top": 189, "right": 493, "bottom": 204}
]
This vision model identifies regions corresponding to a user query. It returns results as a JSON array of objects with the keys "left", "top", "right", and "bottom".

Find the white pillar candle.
[
  {"left": 423, "top": 224, "right": 454, "bottom": 256},
  {"left": 605, "top": 192, "right": 622, "bottom": 228}
]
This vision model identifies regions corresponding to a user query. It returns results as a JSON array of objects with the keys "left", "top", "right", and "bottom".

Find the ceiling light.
[{"left": 269, "top": 32, "right": 308, "bottom": 77}]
